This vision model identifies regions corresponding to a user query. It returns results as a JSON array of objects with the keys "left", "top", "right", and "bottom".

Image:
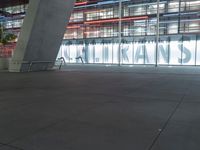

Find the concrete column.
[{"left": 9, "top": 0, "right": 75, "bottom": 72}]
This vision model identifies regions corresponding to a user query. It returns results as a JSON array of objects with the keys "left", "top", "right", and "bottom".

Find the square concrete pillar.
[{"left": 9, "top": 0, "right": 75, "bottom": 72}]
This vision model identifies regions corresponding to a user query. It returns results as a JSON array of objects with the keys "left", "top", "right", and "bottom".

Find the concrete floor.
[{"left": 0, "top": 65, "right": 200, "bottom": 150}]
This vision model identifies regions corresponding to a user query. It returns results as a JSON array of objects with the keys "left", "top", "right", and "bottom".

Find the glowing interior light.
[
  {"left": 84, "top": 16, "right": 148, "bottom": 24},
  {"left": 67, "top": 25, "right": 81, "bottom": 29},
  {"left": 187, "top": 1, "right": 200, "bottom": 5},
  {"left": 128, "top": 1, "right": 167, "bottom": 7},
  {"left": 84, "top": 31, "right": 100, "bottom": 34},
  {"left": 75, "top": 1, "right": 88, "bottom": 6},
  {"left": 84, "top": 9, "right": 108, "bottom": 14}
]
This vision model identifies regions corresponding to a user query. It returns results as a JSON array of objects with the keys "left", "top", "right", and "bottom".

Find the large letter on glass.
[
  {"left": 158, "top": 37, "right": 169, "bottom": 65},
  {"left": 181, "top": 36, "right": 195, "bottom": 65},
  {"left": 169, "top": 36, "right": 182, "bottom": 65}
]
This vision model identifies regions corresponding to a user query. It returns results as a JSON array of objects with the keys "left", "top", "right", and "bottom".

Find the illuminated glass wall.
[
  {"left": 59, "top": 0, "right": 200, "bottom": 66},
  {"left": 58, "top": 34, "right": 200, "bottom": 65},
  {"left": 64, "top": 0, "right": 200, "bottom": 39}
]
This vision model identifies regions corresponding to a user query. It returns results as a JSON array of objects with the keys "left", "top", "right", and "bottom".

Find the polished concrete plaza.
[{"left": 0, "top": 65, "right": 200, "bottom": 150}]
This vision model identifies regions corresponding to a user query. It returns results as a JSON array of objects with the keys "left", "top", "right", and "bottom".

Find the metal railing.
[
  {"left": 27, "top": 61, "right": 54, "bottom": 72},
  {"left": 11, "top": 57, "right": 68, "bottom": 72},
  {"left": 12, "top": 60, "right": 55, "bottom": 72},
  {"left": 57, "top": 57, "right": 66, "bottom": 70}
]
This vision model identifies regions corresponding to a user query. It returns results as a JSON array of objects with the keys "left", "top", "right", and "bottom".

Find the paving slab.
[
  {"left": 0, "top": 144, "right": 22, "bottom": 150},
  {"left": 151, "top": 102, "right": 200, "bottom": 150},
  {"left": 0, "top": 66, "right": 200, "bottom": 150},
  {"left": 0, "top": 147, "right": 17, "bottom": 150},
  {"left": 9, "top": 99, "right": 178, "bottom": 150},
  {"left": 152, "top": 122, "right": 200, "bottom": 150}
]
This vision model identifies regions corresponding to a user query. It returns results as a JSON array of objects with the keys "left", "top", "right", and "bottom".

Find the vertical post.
[
  {"left": 0, "top": 14, "right": 3, "bottom": 44},
  {"left": 155, "top": 0, "right": 160, "bottom": 67},
  {"left": 0, "top": 22, "right": 2, "bottom": 44},
  {"left": 118, "top": 0, "right": 122, "bottom": 66}
]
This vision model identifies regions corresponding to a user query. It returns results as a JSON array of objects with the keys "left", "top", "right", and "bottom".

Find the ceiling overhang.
[{"left": 0, "top": 0, "right": 28, "bottom": 8}]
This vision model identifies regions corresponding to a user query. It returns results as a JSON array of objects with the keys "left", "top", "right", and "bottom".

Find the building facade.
[
  {"left": 1, "top": 0, "right": 200, "bottom": 65},
  {"left": 0, "top": 1, "right": 28, "bottom": 57}
]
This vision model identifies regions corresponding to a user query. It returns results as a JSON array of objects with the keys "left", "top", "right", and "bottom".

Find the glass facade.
[
  {"left": 1, "top": 0, "right": 200, "bottom": 66},
  {"left": 60, "top": 0, "right": 200, "bottom": 65},
  {"left": 58, "top": 34, "right": 200, "bottom": 65}
]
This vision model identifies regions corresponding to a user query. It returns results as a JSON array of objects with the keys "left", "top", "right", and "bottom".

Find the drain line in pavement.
[{"left": 147, "top": 89, "right": 188, "bottom": 150}]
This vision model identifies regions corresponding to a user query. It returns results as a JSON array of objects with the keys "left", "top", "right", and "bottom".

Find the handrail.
[
  {"left": 28, "top": 61, "right": 54, "bottom": 72},
  {"left": 57, "top": 57, "right": 66, "bottom": 70}
]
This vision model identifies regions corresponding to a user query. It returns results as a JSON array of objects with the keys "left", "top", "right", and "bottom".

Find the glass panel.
[
  {"left": 158, "top": 38, "right": 169, "bottom": 65},
  {"left": 121, "top": 42, "right": 132, "bottom": 64},
  {"left": 145, "top": 40, "right": 156, "bottom": 64},
  {"left": 76, "top": 44, "right": 85, "bottom": 63},
  {"left": 134, "top": 41, "right": 145, "bottom": 64},
  {"left": 103, "top": 43, "right": 113, "bottom": 64},
  {"left": 182, "top": 35, "right": 196, "bottom": 65},
  {"left": 196, "top": 35, "right": 200, "bottom": 65},
  {"left": 169, "top": 36, "right": 182, "bottom": 65},
  {"left": 87, "top": 44, "right": 94, "bottom": 63},
  {"left": 168, "top": 2, "right": 179, "bottom": 13},
  {"left": 113, "top": 43, "right": 119, "bottom": 64},
  {"left": 61, "top": 44, "right": 70, "bottom": 63},
  {"left": 94, "top": 43, "right": 103, "bottom": 63}
]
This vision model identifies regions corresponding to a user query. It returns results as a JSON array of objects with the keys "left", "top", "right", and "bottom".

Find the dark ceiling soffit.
[{"left": 0, "top": 0, "right": 29, "bottom": 8}]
